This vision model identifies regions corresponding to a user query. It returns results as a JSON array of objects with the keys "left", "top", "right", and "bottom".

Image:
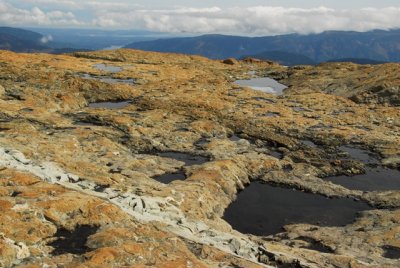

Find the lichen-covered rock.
[
  {"left": 0, "top": 49, "right": 399, "bottom": 267},
  {"left": 267, "top": 62, "right": 400, "bottom": 106}
]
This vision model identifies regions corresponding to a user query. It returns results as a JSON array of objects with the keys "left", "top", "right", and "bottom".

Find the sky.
[{"left": 1, "top": 0, "right": 400, "bottom": 35}]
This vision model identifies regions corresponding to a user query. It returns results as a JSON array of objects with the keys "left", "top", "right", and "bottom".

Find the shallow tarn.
[
  {"left": 157, "top": 152, "right": 209, "bottom": 166},
  {"left": 223, "top": 181, "right": 370, "bottom": 236},
  {"left": 152, "top": 152, "right": 208, "bottom": 183},
  {"left": 79, "top": 73, "right": 135, "bottom": 84},
  {"left": 325, "top": 146, "right": 400, "bottom": 191},
  {"left": 234, "top": 77, "right": 287, "bottom": 95},
  {"left": 88, "top": 100, "right": 132, "bottom": 109},
  {"left": 93, "top": 64, "right": 122, "bottom": 73},
  {"left": 339, "top": 145, "right": 379, "bottom": 165},
  {"left": 326, "top": 168, "right": 400, "bottom": 191},
  {"left": 153, "top": 170, "right": 186, "bottom": 184},
  {"left": 382, "top": 245, "right": 400, "bottom": 259}
]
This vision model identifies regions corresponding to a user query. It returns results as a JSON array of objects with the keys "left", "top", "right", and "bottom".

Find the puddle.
[
  {"left": 223, "top": 181, "right": 370, "bottom": 236},
  {"left": 74, "top": 121, "right": 101, "bottom": 127},
  {"left": 292, "top": 106, "right": 312, "bottom": 112},
  {"left": 157, "top": 152, "right": 209, "bottom": 166},
  {"left": 234, "top": 78, "right": 287, "bottom": 95},
  {"left": 229, "top": 134, "right": 242, "bottom": 142},
  {"left": 308, "top": 123, "right": 333, "bottom": 130},
  {"left": 74, "top": 122, "right": 94, "bottom": 127},
  {"left": 339, "top": 146, "right": 379, "bottom": 165},
  {"left": 300, "top": 139, "right": 317, "bottom": 148},
  {"left": 48, "top": 225, "right": 98, "bottom": 255},
  {"left": 252, "top": 97, "right": 276, "bottom": 103},
  {"left": 174, "top": 127, "right": 190, "bottom": 132},
  {"left": 263, "top": 112, "right": 280, "bottom": 118},
  {"left": 19, "top": 108, "right": 34, "bottom": 113},
  {"left": 94, "top": 185, "right": 109, "bottom": 193},
  {"left": 268, "top": 150, "right": 284, "bottom": 159},
  {"left": 325, "top": 168, "right": 400, "bottom": 191},
  {"left": 93, "top": 64, "right": 122, "bottom": 73},
  {"left": 153, "top": 170, "right": 186, "bottom": 184},
  {"left": 79, "top": 73, "right": 135, "bottom": 84},
  {"left": 382, "top": 245, "right": 400, "bottom": 259},
  {"left": 322, "top": 145, "right": 400, "bottom": 191},
  {"left": 88, "top": 100, "right": 132, "bottom": 109}
]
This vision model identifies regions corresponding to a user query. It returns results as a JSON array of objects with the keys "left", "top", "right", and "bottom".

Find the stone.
[
  {"left": 0, "top": 49, "right": 398, "bottom": 267},
  {"left": 222, "top": 58, "right": 238, "bottom": 65}
]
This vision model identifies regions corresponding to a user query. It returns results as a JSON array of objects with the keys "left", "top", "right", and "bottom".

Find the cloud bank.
[
  {"left": 97, "top": 6, "right": 400, "bottom": 35},
  {"left": 1, "top": 0, "right": 400, "bottom": 35},
  {"left": 0, "top": 1, "right": 81, "bottom": 27}
]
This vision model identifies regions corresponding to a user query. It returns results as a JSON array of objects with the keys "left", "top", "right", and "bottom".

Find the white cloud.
[
  {"left": 0, "top": 0, "right": 82, "bottom": 26},
  {"left": 20, "top": 0, "right": 142, "bottom": 11},
  {"left": 94, "top": 6, "right": 400, "bottom": 35},
  {"left": 1, "top": 1, "right": 400, "bottom": 35},
  {"left": 40, "top": 34, "right": 53, "bottom": 43}
]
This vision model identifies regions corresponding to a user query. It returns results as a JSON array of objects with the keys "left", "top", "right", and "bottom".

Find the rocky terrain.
[
  {"left": 0, "top": 49, "right": 399, "bottom": 267},
  {"left": 266, "top": 62, "right": 400, "bottom": 106}
]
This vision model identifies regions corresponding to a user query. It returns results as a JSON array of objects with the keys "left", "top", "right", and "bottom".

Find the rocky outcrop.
[
  {"left": 265, "top": 62, "right": 400, "bottom": 106},
  {"left": 0, "top": 49, "right": 399, "bottom": 267}
]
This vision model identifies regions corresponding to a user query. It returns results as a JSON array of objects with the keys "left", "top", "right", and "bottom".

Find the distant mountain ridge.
[
  {"left": 0, "top": 27, "right": 90, "bottom": 53},
  {"left": 2, "top": 26, "right": 400, "bottom": 65},
  {"left": 125, "top": 29, "right": 400, "bottom": 64},
  {"left": 0, "top": 27, "right": 48, "bottom": 52}
]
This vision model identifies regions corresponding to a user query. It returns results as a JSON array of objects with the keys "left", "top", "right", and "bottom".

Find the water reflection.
[
  {"left": 224, "top": 181, "right": 370, "bottom": 236},
  {"left": 234, "top": 77, "right": 287, "bottom": 95},
  {"left": 93, "top": 64, "right": 122, "bottom": 73}
]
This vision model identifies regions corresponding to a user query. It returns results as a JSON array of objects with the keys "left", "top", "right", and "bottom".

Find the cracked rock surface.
[{"left": 0, "top": 49, "right": 399, "bottom": 267}]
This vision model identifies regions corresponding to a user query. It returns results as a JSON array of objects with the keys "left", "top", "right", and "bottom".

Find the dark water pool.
[
  {"left": 300, "top": 139, "right": 317, "bottom": 148},
  {"left": 382, "top": 245, "right": 400, "bottom": 259},
  {"left": 339, "top": 146, "right": 379, "bottom": 164},
  {"left": 263, "top": 112, "right": 280, "bottom": 118},
  {"left": 325, "top": 146, "right": 400, "bottom": 191},
  {"left": 157, "top": 152, "right": 209, "bottom": 166},
  {"left": 229, "top": 134, "right": 242, "bottom": 142},
  {"left": 326, "top": 168, "right": 400, "bottom": 191},
  {"left": 234, "top": 78, "right": 287, "bottom": 95},
  {"left": 292, "top": 106, "right": 313, "bottom": 112},
  {"left": 79, "top": 73, "right": 135, "bottom": 84},
  {"left": 88, "top": 100, "right": 132, "bottom": 109},
  {"left": 269, "top": 150, "right": 284, "bottom": 159},
  {"left": 153, "top": 170, "right": 186, "bottom": 184},
  {"left": 223, "top": 181, "right": 370, "bottom": 236}
]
